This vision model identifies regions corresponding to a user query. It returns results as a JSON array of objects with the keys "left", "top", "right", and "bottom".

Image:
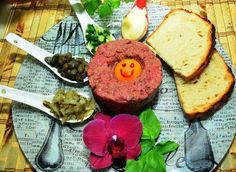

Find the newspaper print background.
[{"left": 12, "top": 3, "right": 236, "bottom": 172}]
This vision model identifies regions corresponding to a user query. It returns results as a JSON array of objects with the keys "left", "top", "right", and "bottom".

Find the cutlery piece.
[
  {"left": 35, "top": 119, "right": 64, "bottom": 171},
  {"left": 121, "top": 0, "right": 148, "bottom": 40},
  {"left": 69, "top": 0, "right": 115, "bottom": 54},
  {"left": 6, "top": 33, "right": 88, "bottom": 84},
  {"left": 185, "top": 120, "right": 215, "bottom": 171},
  {"left": 0, "top": 85, "right": 93, "bottom": 123}
]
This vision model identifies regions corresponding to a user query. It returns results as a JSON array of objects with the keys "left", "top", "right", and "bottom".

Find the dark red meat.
[{"left": 88, "top": 39, "right": 162, "bottom": 114}]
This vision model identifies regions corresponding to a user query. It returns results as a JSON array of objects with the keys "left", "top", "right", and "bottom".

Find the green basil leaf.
[
  {"left": 143, "top": 149, "right": 166, "bottom": 172},
  {"left": 140, "top": 140, "right": 155, "bottom": 158},
  {"left": 155, "top": 141, "right": 179, "bottom": 155},
  {"left": 107, "top": 0, "right": 120, "bottom": 8},
  {"left": 139, "top": 108, "right": 161, "bottom": 140},
  {"left": 81, "top": 0, "right": 101, "bottom": 15},
  {"left": 126, "top": 145, "right": 168, "bottom": 172},
  {"left": 125, "top": 159, "right": 144, "bottom": 172},
  {"left": 98, "top": 3, "right": 113, "bottom": 18}
]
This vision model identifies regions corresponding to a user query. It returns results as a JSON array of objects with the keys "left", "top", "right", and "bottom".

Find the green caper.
[
  {"left": 65, "top": 72, "right": 75, "bottom": 80},
  {"left": 76, "top": 75, "right": 83, "bottom": 82},
  {"left": 81, "top": 73, "right": 87, "bottom": 79},
  {"left": 84, "top": 65, "right": 88, "bottom": 73},
  {"left": 78, "top": 64, "right": 84, "bottom": 73},
  {"left": 62, "top": 63, "right": 69, "bottom": 72},
  {"left": 45, "top": 56, "right": 52, "bottom": 65},
  {"left": 65, "top": 53, "right": 72, "bottom": 62},
  {"left": 70, "top": 69, "right": 78, "bottom": 76},
  {"left": 58, "top": 68, "right": 63, "bottom": 73},
  {"left": 81, "top": 59, "right": 88, "bottom": 65},
  {"left": 51, "top": 55, "right": 59, "bottom": 67},
  {"left": 65, "top": 52, "right": 72, "bottom": 58},
  {"left": 61, "top": 72, "right": 66, "bottom": 77},
  {"left": 76, "top": 58, "right": 83, "bottom": 63},
  {"left": 68, "top": 60, "right": 78, "bottom": 69},
  {"left": 58, "top": 56, "right": 66, "bottom": 66}
]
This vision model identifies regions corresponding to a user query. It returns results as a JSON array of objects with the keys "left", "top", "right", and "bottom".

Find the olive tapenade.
[{"left": 45, "top": 53, "right": 88, "bottom": 82}]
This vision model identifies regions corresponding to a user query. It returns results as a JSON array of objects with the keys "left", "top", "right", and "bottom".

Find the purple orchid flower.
[{"left": 83, "top": 113, "right": 142, "bottom": 169}]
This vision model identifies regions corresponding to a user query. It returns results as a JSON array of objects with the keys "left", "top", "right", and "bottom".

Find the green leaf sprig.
[
  {"left": 81, "top": 0, "right": 134, "bottom": 18},
  {"left": 125, "top": 108, "right": 179, "bottom": 172}
]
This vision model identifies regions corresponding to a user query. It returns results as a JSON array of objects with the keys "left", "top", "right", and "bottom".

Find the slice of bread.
[
  {"left": 146, "top": 9, "right": 215, "bottom": 80},
  {"left": 175, "top": 50, "right": 235, "bottom": 119}
]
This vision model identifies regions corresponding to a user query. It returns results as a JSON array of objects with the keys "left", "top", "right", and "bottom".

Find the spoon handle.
[
  {"left": 0, "top": 85, "right": 48, "bottom": 113},
  {"left": 6, "top": 33, "right": 53, "bottom": 63},
  {"left": 69, "top": 0, "right": 97, "bottom": 39}
]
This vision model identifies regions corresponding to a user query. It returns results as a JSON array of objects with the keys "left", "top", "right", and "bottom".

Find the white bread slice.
[
  {"left": 146, "top": 9, "right": 215, "bottom": 80},
  {"left": 175, "top": 50, "right": 235, "bottom": 119}
]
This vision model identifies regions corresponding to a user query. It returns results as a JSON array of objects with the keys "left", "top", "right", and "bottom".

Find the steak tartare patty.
[{"left": 88, "top": 39, "right": 162, "bottom": 114}]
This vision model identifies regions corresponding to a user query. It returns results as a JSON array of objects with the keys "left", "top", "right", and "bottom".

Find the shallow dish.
[{"left": 12, "top": 4, "right": 236, "bottom": 172}]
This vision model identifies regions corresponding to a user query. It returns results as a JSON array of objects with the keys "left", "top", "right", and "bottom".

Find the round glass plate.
[{"left": 12, "top": 3, "right": 236, "bottom": 172}]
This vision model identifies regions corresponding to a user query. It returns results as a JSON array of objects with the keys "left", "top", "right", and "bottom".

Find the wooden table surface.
[{"left": 0, "top": 0, "right": 235, "bottom": 171}]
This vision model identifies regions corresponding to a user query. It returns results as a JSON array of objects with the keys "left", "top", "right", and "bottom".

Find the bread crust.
[
  {"left": 184, "top": 47, "right": 215, "bottom": 81},
  {"left": 185, "top": 79, "right": 235, "bottom": 120},
  {"left": 175, "top": 50, "right": 235, "bottom": 119},
  {"left": 146, "top": 8, "right": 215, "bottom": 80}
]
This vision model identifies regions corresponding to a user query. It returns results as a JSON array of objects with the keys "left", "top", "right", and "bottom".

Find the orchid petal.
[
  {"left": 95, "top": 113, "right": 111, "bottom": 126},
  {"left": 111, "top": 114, "right": 142, "bottom": 148},
  {"left": 127, "top": 144, "right": 141, "bottom": 159},
  {"left": 83, "top": 119, "right": 111, "bottom": 156},
  {"left": 89, "top": 153, "right": 113, "bottom": 170},
  {"left": 95, "top": 112, "right": 111, "bottom": 121}
]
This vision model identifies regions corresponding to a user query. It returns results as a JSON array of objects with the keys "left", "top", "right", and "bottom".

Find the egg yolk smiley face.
[{"left": 114, "top": 59, "right": 142, "bottom": 81}]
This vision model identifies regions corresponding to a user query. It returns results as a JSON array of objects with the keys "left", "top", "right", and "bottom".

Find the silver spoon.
[
  {"left": 69, "top": 0, "right": 115, "bottom": 54},
  {"left": 35, "top": 119, "right": 64, "bottom": 171},
  {"left": 6, "top": 33, "right": 88, "bottom": 84},
  {"left": 0, "top": 85, "right": 94, "bottom": 123}
]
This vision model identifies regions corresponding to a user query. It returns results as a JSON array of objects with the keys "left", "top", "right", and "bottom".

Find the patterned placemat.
[{"left": 0, "top": 0, "right": 235, "bottom": 171}]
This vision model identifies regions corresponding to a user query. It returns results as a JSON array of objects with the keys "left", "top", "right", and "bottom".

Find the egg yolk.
[{"left": 114, "top": 59, "right": 142, "bottom": 81}]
